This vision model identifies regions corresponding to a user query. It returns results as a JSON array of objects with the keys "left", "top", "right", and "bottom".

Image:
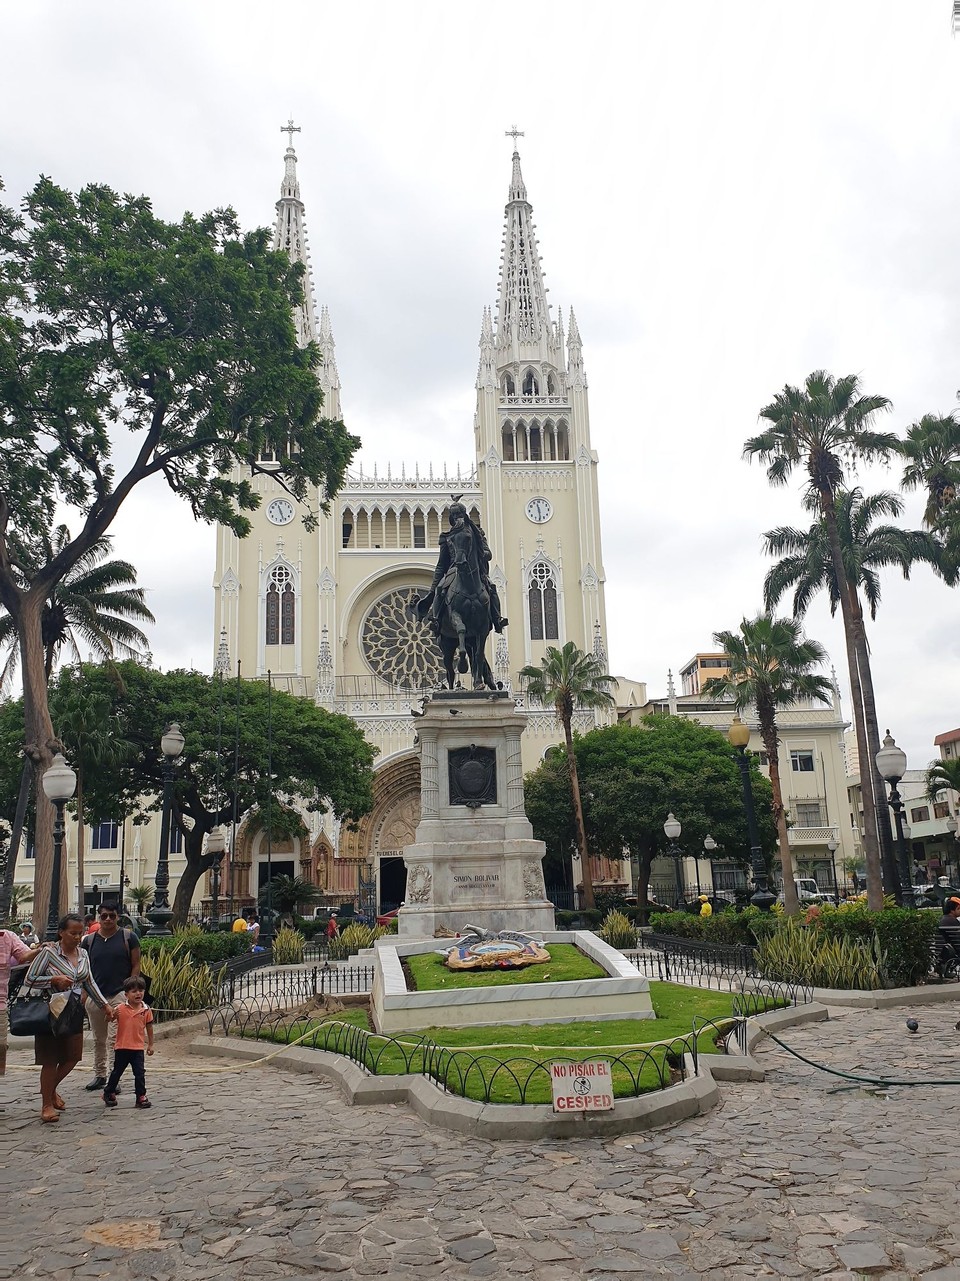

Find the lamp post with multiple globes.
[
  {"left": 874, "top": 730, "right": 913, "bottom": 909},
  {"left": 146, "top": 723, "right": 185, "bottom": 936},
  {"left": 663, "top": 813, "right": 684, "bottom": 908}
]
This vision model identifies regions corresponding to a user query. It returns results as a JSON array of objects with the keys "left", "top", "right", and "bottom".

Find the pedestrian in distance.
[
  {"left": 103, "top": 976, "right": 154, "bottom": 1109},
  {"left": 19, "top": 922, "right": 40, "bottom": 947},
  {"left": 326, "top": 912, "right": 339, "bottom": 943},
  {"left": 81, "top": 904, "right": 141, "bottom": 1092},
  {"left": 231, "top": 912, "right": 248, "bottom": 935},
  {"left": 22, "top": 913, "right": 116, "bottom": 1123},
  {"left": 83, "top": 913, "right": 100, "bottom": 935},
  {"left": 697, "top": 895, "right": 713, "bottom": 919},
  {"left": 246, "top": 911, "right": 261, "bottom": 949},
  {"left": 938, "top": 897, "right": 960, "bottom": 959}
]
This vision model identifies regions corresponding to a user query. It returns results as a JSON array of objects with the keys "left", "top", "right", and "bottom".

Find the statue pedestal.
[{"left": 398, "top": 691, "right": 556, "bottom": 938}]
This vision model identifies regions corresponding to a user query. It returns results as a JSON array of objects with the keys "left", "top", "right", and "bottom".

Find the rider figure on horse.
[{"left": 415, "top": 503, "right": 508, "bottom": 637}]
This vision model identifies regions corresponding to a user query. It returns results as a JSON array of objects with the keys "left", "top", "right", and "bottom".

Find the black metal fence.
[
  {"left": 218, "top": 962, "right": 376, "bottom": 1005},
  {"left": 623, "top": 934, "right": 758, "bottom": 990},
  {"left": 204, "top": 973, "right": 809, "bottom": 1104}
]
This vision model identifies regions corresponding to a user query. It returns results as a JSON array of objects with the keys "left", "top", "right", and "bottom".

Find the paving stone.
[
  {"left": 834, "top": 1242, "right": 891, "bottom": 1272},
  {"left": 445, "top": 1236, "right": 497, "bottom": 1263}
]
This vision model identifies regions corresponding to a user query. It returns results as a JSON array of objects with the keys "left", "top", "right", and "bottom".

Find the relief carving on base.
[
  {"left": 522, "top": 860, "right": 544, "bottom": 900},
  {"left": 407, "top": 863, "right": 433, "bottom": 904}
]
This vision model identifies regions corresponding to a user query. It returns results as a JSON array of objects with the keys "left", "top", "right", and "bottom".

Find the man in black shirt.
[{"left": 81, "top": 905, "right": 141, "bottom": 1090}]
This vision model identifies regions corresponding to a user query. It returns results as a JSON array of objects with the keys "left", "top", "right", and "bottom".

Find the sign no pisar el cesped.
[{"left": 551, "top": 1060, "right": 614, "bottom": 1113}]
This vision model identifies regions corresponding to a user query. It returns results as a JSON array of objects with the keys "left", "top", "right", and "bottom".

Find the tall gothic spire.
[
  {"left": 274, "top": 119, "right": 319, "bottom": 348},
  {"left": 495, "top": 145, "right": 552, "bottom": 353}
]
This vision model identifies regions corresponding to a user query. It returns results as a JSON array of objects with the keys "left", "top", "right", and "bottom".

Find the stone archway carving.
[{"left": 338, "top": 753, "right": 421, "bottom": 864}]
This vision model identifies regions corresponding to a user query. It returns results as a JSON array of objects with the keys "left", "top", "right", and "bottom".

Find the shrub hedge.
[{"left": 140, "top": 927, "right": 249, "bottom": 964}]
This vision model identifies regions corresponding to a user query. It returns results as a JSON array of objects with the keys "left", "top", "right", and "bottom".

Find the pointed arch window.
[
  {"left": 502, "top": 373, "right": 515, "bottom": 396},
  {"left": 528, "top": 561, "right": 559, "bottom": 641},
  {"left": 265, "top": 564, "right": 296, "bottom": 645},
  {"left": 522, "top": 369, "right": 539, "bottom": 396}
]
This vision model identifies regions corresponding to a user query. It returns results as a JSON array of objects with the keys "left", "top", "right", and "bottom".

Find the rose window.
[{"left": 361, "top": 587, "right": 444, "bottom": 688}]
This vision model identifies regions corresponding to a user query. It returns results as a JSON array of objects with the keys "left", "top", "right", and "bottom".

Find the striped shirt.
[{"left": 24, "top": 944, "right": 110, "bottom": 1010}]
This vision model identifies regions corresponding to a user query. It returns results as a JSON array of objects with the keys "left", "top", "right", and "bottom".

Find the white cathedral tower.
[{"left": 212, "top": 127, "right": 613, "bottom": 906}]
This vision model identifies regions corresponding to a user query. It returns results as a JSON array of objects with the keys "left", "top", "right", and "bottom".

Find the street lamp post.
[
  {"left": 946, "top": 814, "right": 959, "bottom": 885},
  {"left": 663, "top": 813, "right": 684, "bottom": 908},
  {"left": 875, "top": 730, "right": 913, "bottom": 909},
  {"left": 146, "top": 723, "right": 185, "bottom": 936},
  {"left": 727, "top": 716, "right": 775, "bottom": 911},
  {"left": 701, "top": 834, "right": 717, "bottom": 897},
  {"left": 206, "top": 827, "right": 226, "bottom": 931},
  {"left": 42, "top": 753, "right": 77, "bottom": 940},
  {"left": 827, "top": 837, "right": 840, "bottom": 904}
]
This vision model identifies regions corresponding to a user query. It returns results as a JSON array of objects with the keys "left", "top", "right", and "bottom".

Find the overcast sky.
[{"left": 3, "top": 1, "right": 958, "bottom": 769}]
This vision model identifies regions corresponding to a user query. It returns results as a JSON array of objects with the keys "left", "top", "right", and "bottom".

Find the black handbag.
[
  {"left": 50, "top": 992, "right": 85, "bottom": 1037},
  {"left": 8, "top": 990, "right": 52, "bottom": 1037}
]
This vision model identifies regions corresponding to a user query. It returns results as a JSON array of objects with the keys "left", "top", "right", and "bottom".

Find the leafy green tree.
[
  {"left": 42, "top": 663, "right": 376, "bottom": 925},
  {"left": 701, "top": 615, "right": 833, "bottom": 916},
  {"left": 0, "top": 528, "right": 152, "bottom": 916},
  {"left": 525, "top": 716, "right": 776, "bottom": 910},
  {"left": 0, "top": 177, "right": 359, "bottom": 915},
  {"left": 520, "top": 642, "right": 617, "bottom": 909},
  {"left": 762, "top": 489, "right": 935, "bottom": 905},
  {"left": 745, "top": 370, "right": 898, "bottom": 910}
]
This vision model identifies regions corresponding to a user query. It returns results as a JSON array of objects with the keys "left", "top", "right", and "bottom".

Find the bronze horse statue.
[{"left": 414, "top": 504, "right": 500, "bottom": 691}]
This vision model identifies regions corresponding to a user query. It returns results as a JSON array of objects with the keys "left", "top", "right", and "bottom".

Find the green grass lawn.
[
  {"left": 237, "top": 982, "right": 778, "bottom": 1105},
  {"left": 405, "top": 943, "right": 606, "bottom": 990}
]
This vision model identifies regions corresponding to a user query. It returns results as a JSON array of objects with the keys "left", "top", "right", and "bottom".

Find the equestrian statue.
[{"left": 413, "top": 500, "right": 507, "bottom": 691}]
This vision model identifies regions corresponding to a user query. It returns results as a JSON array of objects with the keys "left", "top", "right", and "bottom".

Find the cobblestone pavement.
[{"left": 2, "top": 1001, "right": 960, "bottom": 1280}]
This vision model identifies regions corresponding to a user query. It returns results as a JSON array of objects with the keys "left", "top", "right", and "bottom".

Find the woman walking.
[{"left": 23, "top": 913, "right": 116, "bottom": 1123}]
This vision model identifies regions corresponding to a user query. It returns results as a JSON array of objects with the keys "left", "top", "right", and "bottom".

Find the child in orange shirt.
[{"left": 102, "top": 976, "right": 154, "bottom": 1109}]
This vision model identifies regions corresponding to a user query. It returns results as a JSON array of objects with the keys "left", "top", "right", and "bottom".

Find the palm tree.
[
  {"left": 701, "top": 615, "right": 834, "bottom": 916},
  {"left": 129, "top": 884, "right": 154, "bottom": 916},
  {"left": 0, "top": 527, "right": 153, "bottom": 920},
  {"left": 899, "top": 411, "right": 960, "bottom": 584},
  {"left": 925, "top": 758, "right": 960, "bottom": 807},
  {"left": 0, "top": 527, "right": 154, "bottom": 690},
  {"left": 520, "top": 642, "right": 617, "bottom": 910},
  {"left": 745, "top": 371, "right": 898, "bottom": 910},
  {"left": 762, "top": 489, "right": 936, "bottom": 906}
]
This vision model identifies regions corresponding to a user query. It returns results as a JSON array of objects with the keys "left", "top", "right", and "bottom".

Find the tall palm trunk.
[
  {"left": 17, "top": 591, "right": 59, "bottom": 915},
  {"left": 757, "top": 698, "right": 798, "bottom": 915},
  {"left": 563, "top": 714, "right": 595, "bottom": 910},
  {"left": 848, "top": 588, "right": 899, "bottom": 900},
  {"left": 819, "top": 493, "right": 883, "bottom": 908}
]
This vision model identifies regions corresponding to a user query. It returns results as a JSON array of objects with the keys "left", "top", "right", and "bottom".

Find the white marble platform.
[{"left": 370, "top": 930, "right": 654, "bottom": 1034}]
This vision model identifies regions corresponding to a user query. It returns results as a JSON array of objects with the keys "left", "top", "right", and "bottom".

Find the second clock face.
[
  {"left": 266, "top": 498, "right": 295, "bottom": 526},
  {"left": 526, "top": 497, "right": 553, "bottom": 524}
]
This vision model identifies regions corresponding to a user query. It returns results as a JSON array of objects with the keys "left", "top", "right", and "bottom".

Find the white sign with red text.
[{"left": 551, "top": 1060, "right": 614, "bottom": 1113}]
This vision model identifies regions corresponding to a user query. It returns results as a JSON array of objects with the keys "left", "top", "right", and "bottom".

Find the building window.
[
  {"left": 795, "top": 801, "right": 823, "bottom": 827},
  {"left": 910, "top": 806, "right": 930, "bottom": 824},
  {"left": 413, "top": 522, "right": 426, "bottom": 549},
  {"left": 528, "top": 561, "right": 559, "bottom": 641},
  {"left": 265, "top": 564, "right": 295, "bottom": 645},
  {"left": 522, "top": 368, "right": 539, "bottom": 396},
  {"left": 91, "top": 820, "right": 119, "bottom": 850},
  {"left": 169, "top": 825, "right": 183, "bottom": 855},
  {"left": 933, "top": 801, "right": 951, "bottom": 820},
  {"left": 755, "top": 751, "right": 770, "bottom": 767},
  {"left": 790, "top": 750, "right": 815, "bottom": 772},
  {"left": 25, "top": 841, "right": 35, "bottom": 860}
]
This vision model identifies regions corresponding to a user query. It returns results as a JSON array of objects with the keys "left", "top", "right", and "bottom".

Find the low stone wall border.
[{"left": 187, "top": 1003, "right": 825, "bottom": 1139}]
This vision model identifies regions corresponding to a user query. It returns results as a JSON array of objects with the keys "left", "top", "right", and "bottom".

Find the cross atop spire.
[
  {"left": 505, "top": 124, "right": 524, "bottom": 147},
  {"left": 281, "top": 117, "right": 301, "bottom": 148}
]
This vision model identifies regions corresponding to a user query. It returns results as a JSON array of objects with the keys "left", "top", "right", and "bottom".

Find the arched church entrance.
[{"left": 337, "top": 753, "right": 421, "bottom": 914}]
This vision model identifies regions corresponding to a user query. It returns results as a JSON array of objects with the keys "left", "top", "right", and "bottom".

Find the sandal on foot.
[
  {"left": 40, "top": 1107, "right": 60, "bottom": 1123},
  {"left": 53, "top": 1094, "right": 66, "bottom": 1111}
]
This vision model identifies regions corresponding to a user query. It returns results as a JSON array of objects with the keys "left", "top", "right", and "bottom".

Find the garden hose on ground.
[{"left": 756, "top": 1026, "right": 960, "bottom": 1088}]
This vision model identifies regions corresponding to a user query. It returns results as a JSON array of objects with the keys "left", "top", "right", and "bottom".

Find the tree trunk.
[
  {"left": 819, "top": 493, "right": 884, "bottom": 909},
  {"left": 13, "top": 591, "right": 60, "bottom": 914},
  {"left": 171, "top": 821, "right": 214, "bottom": 926},
  {"left": 0, "top": 759, "right": 32, "bottom": 921},
  {"left": 758, "top": 704, "right": 798, "bottom": 915},
  {"left": 563, "top": 716, "right": 595, "bottom": 909},
  {"left": 849, "top": 590, "right": 900, "bottom": 901}
]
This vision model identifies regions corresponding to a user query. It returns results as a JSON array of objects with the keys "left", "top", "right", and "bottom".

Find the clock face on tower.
[
  {"left": 525, "top": 496, "right": 553, "bottom": 524},
  {"left": 266, "top": 498, "right": 295, "bottom": 526}
]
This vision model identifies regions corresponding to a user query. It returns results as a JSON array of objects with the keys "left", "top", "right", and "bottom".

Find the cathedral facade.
[{"left": 212, "top": 130, "right": 617, "bottom": 910}]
